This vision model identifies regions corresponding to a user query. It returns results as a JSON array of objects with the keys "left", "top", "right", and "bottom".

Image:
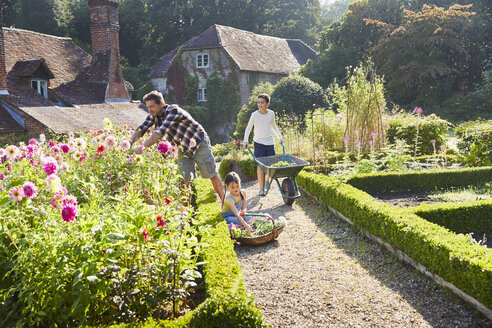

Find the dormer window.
[
  {"left": 31, "top": 79, "right": 49, "bottom": 98},
  {"left": 196, "top": 52, "right": 209, "bottom": 68},
  {"left": 9, "top": 58, "right": 55, "bottom": 99}
]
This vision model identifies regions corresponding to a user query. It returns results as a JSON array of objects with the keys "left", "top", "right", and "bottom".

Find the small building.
[
  {"left": 149, "top": 24, "right": 317, "bottom": 107},
  {"left": 0, "top": 0, "right": 147, "bottom": 143}
]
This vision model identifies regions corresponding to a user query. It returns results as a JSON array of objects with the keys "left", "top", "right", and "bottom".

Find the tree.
[
  {"left": 301, "top": 0, "right": 404, "bottom": 88},
  {"left": 369, "top": 4, "right": 476, "bottom": 106}
]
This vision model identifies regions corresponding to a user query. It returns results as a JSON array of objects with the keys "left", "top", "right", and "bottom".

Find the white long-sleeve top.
[{"left": 243, "top": 109, "right": 283, "bottom": 146}]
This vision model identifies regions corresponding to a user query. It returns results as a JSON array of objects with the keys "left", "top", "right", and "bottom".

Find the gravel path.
[{"left": 235, "top": 179, "right": 492, "bottom": 328}]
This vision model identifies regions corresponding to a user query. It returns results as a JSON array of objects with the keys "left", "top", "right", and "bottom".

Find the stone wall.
[{"left": 0, "top": 3, "right": 8, "bottom": 92}]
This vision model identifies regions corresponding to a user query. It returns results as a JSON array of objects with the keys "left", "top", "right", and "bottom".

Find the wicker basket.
[{"left": 235, "top": 213, "right": 284, "bottom": 246}]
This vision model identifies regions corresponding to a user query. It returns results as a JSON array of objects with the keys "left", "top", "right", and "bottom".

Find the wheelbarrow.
[{"left": 247, "top": 145, "right": 309, "bottom": 205}]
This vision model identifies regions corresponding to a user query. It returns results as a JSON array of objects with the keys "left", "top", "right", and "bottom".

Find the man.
[{"left": 130, "top": 90, "right": 225, "bottom": 203}]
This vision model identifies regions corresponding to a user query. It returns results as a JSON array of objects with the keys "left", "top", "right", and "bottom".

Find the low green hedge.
[
  {"left": 297, "top": 171, "right": 492, "bottom": 309},
  {"left": 346, "top": 167, "right": 492, "bottom": 193},
  {"left": 411, "top": 200, "right": 492, "bottom": 240},
  {"left": 218, "top": 153, "right": 257, "bottom": 181},
  {"left": 107, "top": 178, "right": 269, "bottom": 327}
]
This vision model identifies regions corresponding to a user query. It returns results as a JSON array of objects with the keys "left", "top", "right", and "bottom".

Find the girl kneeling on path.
[{"left": 222, "top": 172, "right": 255, "bottom": 236}]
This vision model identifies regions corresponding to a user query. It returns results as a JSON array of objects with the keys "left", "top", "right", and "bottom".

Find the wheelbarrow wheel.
[{"left": 281, "top": 178, "right": 296, "bottom": 205}]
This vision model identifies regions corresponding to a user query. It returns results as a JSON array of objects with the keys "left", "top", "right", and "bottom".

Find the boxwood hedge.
[
  {"left": 297, "top": 171, "right": 492, "bottom": 309},
  {"left": 411, "top": 200, "right": 492, "bottom": 242}
]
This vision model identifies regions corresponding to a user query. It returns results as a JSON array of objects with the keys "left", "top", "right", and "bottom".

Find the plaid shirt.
[{"left": 138, "top": 104, "right": 206, "bottom": 156}]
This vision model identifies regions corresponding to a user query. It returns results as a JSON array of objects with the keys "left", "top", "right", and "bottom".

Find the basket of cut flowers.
[{"left": 229, "top": 213, "right": 287, "bottom": 245}]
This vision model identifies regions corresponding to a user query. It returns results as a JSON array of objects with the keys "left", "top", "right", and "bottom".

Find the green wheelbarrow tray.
[{"left": 247, "top": 145, "right": 310, "bottom": 205}]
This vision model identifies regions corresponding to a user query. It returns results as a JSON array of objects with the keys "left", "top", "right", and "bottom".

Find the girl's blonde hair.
[{"left": 224, "top": 172, "right": 244, "bottom": 200}]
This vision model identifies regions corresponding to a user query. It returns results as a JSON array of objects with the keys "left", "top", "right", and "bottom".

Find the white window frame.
[
  {"left": 196, "top": 52, "right": 209, "bottom": 68},
  {"left": 31, "top": 79, "right": 48, "bottom": 98},
  {"left": 197, "top": 88, "right": 207, "bottom": 102}
]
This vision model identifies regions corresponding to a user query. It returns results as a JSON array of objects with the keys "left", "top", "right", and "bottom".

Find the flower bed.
[
  {"left": 0, "top": 123, "right": 268, "bottom": 327},
  {"left": 297, "top": 170, "right": 492, "bottom": 315}
]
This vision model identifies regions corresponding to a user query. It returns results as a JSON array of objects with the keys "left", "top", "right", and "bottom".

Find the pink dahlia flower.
[
  {"left": 61, "top": 205, "right": 77, "bottom": 222},
  {"left": 22, "top": 181, "right": 38, "bottom": 199},
  {"left": 43, "top": 161, "right": 58, "bottom": 175},
  {"left": 157, "top": 141, "right": 171, "bottom": 154},
  {"left": 9, "top": 187, "right": 24, "bottom": 202}
]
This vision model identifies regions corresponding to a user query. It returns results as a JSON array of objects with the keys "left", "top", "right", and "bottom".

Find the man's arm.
[
  {"left": 135, "top": 132, "right": 162, "bottom": 154},
  {"left": 130, "top": 129, "right": 142, "bottom": 146}
]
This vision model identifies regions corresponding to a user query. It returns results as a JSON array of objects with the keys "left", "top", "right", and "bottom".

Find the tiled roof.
[
  {"left": 19, "top": 102, "right": 149, "bottom": 134},
  {"left": 149, "top": 24, "right": 317, "bottom": 78},
  {"left": 4, "top": 28, "right": 91, "bottom": 88},
  {"left": 10, "top": 58, "right": 55, "bottom": 79}
]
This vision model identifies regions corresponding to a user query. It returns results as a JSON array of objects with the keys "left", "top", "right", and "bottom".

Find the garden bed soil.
[
  {"left": 371, "top": 190, "right": 445, "bottom": 207},
  {"left": 234, "top": 180, "right": 492, "bottom": 328}
]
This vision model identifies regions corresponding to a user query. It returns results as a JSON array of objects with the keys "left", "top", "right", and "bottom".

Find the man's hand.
[{"left": 135, "top": 146, "right": 144, "bottom": 155}]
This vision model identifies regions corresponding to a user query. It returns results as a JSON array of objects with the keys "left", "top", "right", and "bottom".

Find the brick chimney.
[
  {"left": 0, "top": 0, "right": 9, "bottom": 94},
  {"left": 88, "top": 0, "right": 129, "bottom": 102}
]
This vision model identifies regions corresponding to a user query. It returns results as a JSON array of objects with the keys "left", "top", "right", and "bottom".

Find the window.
[
  {"left": 31, "top": 79, "right": 48, "bottom": 98},
  {"left": 196, "top": 53, "right": 209, "bottom": 68},
  {"left": 197, "top": 88, "right": 207, "bottom": 102}
]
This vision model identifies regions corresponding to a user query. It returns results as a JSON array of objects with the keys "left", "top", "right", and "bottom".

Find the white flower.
[
  {"left": 105, "top": 135, "right": 117, "bottom": 148},
  {"left": 119, "top": 140, "right": 131, "bottom": 151}
]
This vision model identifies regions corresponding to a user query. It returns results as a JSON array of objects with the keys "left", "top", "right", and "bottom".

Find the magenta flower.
[
  {"left": 60, "top": 144, "right": 70, "bottom": 153},
  {"left": 48, "top": 141, "right": 56, "bottom": 147},
  {"left": 0, "top": 174, "right": 5, "bottom": 180},
  {"left": 430, "top": 139, "right": 436, "bottom": 145},
  {"left": 440, "top": 145, "right": 447, "bottom": 149},
  {"left": 397, "top": 147, "right": 403, "bottom": 152},
  {"left": 157, "top": 141, "right": 171, "bottom": 154},
  {"left": 356, "top": 141, "right": 362, "bottom": 147},
  {"left": 28, "top": 138, "right": 37, "bottom": 146},
  {"left": 61, "top": 205, "right": 77, "bottom": 222},
  {"left": 413, "top": 107, "right": 423, "bottom": 116},
  {"left": 23, "top": 181, "right": 38, "bottom": 199},
  {"left": 370, "top": 131, "right": 377, "bottom": 138},
  {"left": 343, "top": 135, "right": 350, "bottom": 142},
  {"left": 43, "top": 161, "right": 58, "bottom": 175},
  {"left": 9, "top": 187, "right": 24, "bottom": 202},
  {"left": 51, "top": 193, "right": 64, "bottom": 209}
]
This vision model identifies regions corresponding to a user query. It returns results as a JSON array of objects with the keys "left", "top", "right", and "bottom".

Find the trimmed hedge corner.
[{"left": 297, "top": 171, "right": 492, "bottom": 310}]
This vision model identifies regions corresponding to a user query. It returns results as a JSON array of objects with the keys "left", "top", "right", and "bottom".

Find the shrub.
[
  {"left": 270, "top": 74, "right": 328, "bottom": 119},
  {"left": 303, "top": 108, "right": 345, "bottom": 151},
  {"left": 386, "top": 113, "right": 451, "bottom": 155},
  {"left": 455, "top": 119, "right": 492, "bottom": 166}
]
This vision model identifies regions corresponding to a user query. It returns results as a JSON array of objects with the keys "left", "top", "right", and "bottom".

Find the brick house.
[
  {"left": 149, "top": 24, "right": 317, "bottom": 107},
  {"left": 0, "top": 0, "right": 147, "bottom": 143}
]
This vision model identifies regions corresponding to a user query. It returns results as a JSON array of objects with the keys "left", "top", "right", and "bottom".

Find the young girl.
[
  {"left": 243, "top": 93, "right": 283, "bottom": 196},
  {"left": 222, "top": 172, "right": 254, "bottom": 236}
]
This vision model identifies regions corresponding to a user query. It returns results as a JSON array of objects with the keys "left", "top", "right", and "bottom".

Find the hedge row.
[
  {"left": 345, "top": 167, "right": 492, "bottom": 193},
  {"left": 296, "top": 171, "right": 492, "bottom": 309},
  {"left": 218, "top": 153, "right": 257, "bottom": 181},
  {"left": 411, "top": 200, "right": 492, "bottom": 240},
  {"left": 109, "top": 178, "right": 269, "bottom": 328}
]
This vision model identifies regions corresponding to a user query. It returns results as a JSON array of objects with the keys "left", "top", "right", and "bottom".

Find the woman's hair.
[
  {"left": 258, "top": 93, "right": 270, "bottom": 103},
  {"left": 224, "top": 172, "right": 244, "bottom": 200}
]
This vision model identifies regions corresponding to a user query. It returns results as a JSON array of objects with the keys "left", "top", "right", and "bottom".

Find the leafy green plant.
[
  {"left": 456, "top": 119, "right": 492, "bottom": 167},
  {"left": 0, "top": 122, "right": 203, "bottom": 326}
]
